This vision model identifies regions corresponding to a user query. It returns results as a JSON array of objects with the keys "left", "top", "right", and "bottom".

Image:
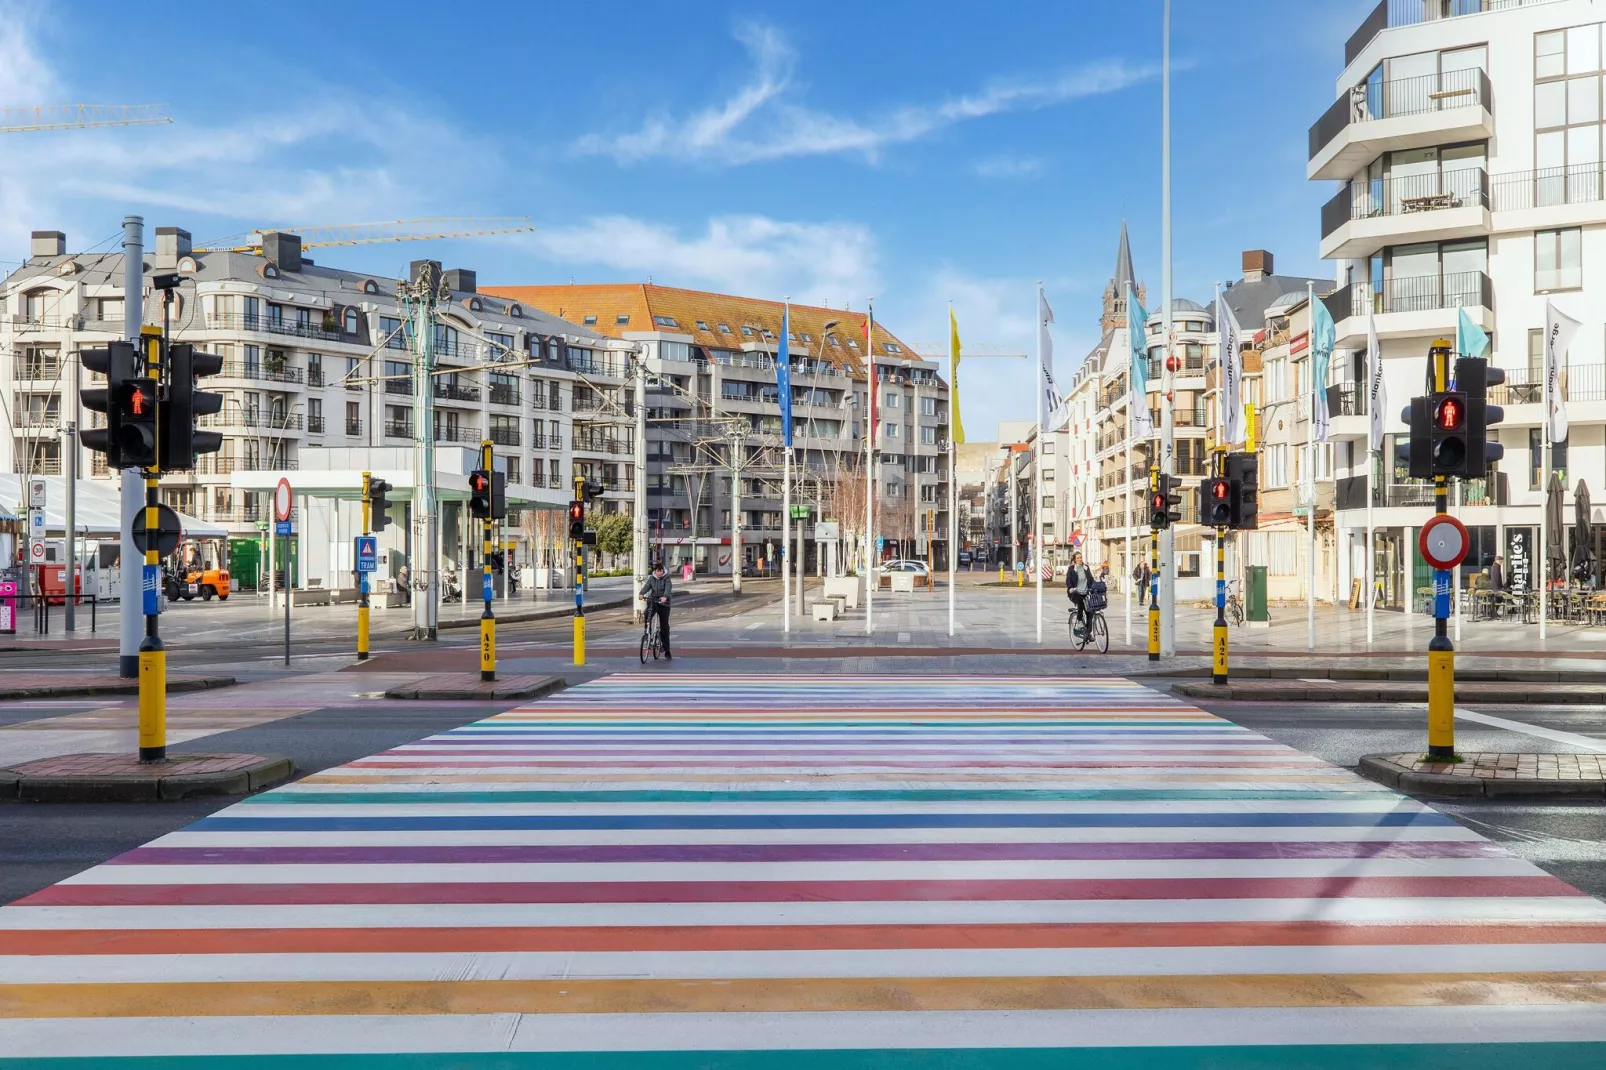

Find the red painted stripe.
[
  {"left": 8, "top": 920, "right": 1606, "bottom": 957},
  {"left": 347, "top": 759, "right": 1330, "bottom": 770},
  {"left": 20, "top": 874, "right": 1580, "bottom": 907}
]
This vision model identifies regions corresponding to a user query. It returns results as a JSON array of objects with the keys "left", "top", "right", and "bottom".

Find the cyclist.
[
  {"left": 639, "top": 559, "right": 674, "bottom": 660},
  {"left": 1066, "top": 551, "right": 1094, "bottom": 641}
]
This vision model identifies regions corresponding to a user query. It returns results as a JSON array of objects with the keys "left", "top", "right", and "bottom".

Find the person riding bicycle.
[
  {"left": 1066, "top": 551, "right": 1094, "bottom": 640},
  {"left": 639, "top": 559, "right": 674, "bottom": 660}
]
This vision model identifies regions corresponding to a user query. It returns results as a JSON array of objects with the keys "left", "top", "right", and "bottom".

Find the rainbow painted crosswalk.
[{"left": 2, "top": 673, "right": 1605, "bottom": 1068}]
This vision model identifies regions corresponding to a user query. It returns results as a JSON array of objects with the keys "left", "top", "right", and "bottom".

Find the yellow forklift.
[{"left": 165, "top": 537, "right": 232, "bottom": 602}]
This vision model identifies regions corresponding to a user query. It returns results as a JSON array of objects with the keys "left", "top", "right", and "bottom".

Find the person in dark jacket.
[
  {"left": 639, "top": 561, "right": 674, "bottom": 659},
  {"left": 1488, "top": 555, "right": 1505, "bottom": 593},
  {"left": 1066, "top": 552, "right": 1095, "bottom": 639}
]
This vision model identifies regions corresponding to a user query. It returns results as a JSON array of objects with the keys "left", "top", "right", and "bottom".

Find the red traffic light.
[
  {"left": 1434, "top": 395, "right": 1463, "bottom": 430},
  {"left": 1150, "top": 492, "right": 1166, "bottom": 512},
  {"left": 1210, "top": 478, "right": 1230, "bottom": 501},
  {"left": 469, "top": 472, "right": 489, "bottom": 493},
  {"left": 129, "top": 385, "right": 149, "bottom": 416},
  {"left": 568, "top": 501, "right": 584, "bottom": 522}
]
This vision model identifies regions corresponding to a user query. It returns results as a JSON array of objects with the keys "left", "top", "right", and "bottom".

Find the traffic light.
[
  {"left": 1200, "top": 476, "right": 1233, "bottom": 527},
  {"left": 369, "top": 477, "right": 394, "bottom": 533},
  {"left": 490, "top": 471, "right": 507, "bottom": 520},
  {"left": 1149, "top": 473, "right": 1183, "bottom": 529},
  {"left": 1224, "top": 451, "right": 1259, "bottom": 530},
  {"left": 1397, "top": 396, "right": 1433, "bottom": 479},
  {"left": 580, "top": 480, "right": 604, "bottom": 504},
  {"left": 1457, "top": 357, "right": 1506, "bottom": 478},
  {"left": 1429, "top": 390, "right": 1469, "bottom": 477},
  {"left": 120, "top": 373, "right": 160, "bottom": 470},
  {"left": 80, "top": 341, "right": 140, "bottom": 469},
  {"left": 468, "top": 469, "right": 492, "bottom": 519},
  {"left": 568, "top": 499, "right": 585, "bottom": 539},
  {"left": 160, "top": 342, "right": 224, "bottom": 471}
]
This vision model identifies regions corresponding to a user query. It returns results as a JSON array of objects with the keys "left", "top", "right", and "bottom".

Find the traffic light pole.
[
  {"left": 137, "top": 321, "right": 167, "bottom": 764},
  {"left": 358, "top": 472, "right": 371, "bottom": 662},
  {"left": 480, "top": 441, "right": 497, "bottom": 682},
  {"left": 1213, "top": 454, "right": 1229, "bottom": 685},
  {"left": 1147, "top": 466, "right": 1160, "bottom": 662},
  {"left": 573, "top": 477, "right": 587, "bottom": 667},
  {"left": 1428, "top": 474, "right": 1456, "bottom": 761}
]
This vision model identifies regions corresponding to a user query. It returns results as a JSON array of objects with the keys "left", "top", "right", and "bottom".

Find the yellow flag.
[{"left": 949, "top": 306, "right": 965, "bottom": 445}]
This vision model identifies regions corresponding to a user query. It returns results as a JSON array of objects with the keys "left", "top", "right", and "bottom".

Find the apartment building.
[
  {"left": 486, "top": 284, "right": 949, "bottom": 573},
  {"left": 1, "top": 227, "right": 625, "bottom": 586},
  {"left": 1312, "top": 0, "right": 1606, "bottom": 607}
]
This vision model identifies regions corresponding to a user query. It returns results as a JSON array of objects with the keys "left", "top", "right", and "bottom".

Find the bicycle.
[
  {"left": 640, "top": 609, "right": 665, "bottom": 664},
  {"left": 1225, "top": 581, "right": 1245, "bottom": 628},
  {"left": 1069, "top": 582, "right": 1109, "bottom": 654}
]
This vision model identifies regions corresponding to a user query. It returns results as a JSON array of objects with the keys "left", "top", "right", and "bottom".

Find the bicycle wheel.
[
  {"left": 1093, "top": 611, "right": 1109, "bottom": 654},
  {"left": 640, "top": 624, "right": 651, "bottom": 664}
]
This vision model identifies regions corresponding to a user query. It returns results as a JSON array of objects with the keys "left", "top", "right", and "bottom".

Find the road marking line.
[{"left": 1455, "top": 708, "right": 1606, "bottom": 753}]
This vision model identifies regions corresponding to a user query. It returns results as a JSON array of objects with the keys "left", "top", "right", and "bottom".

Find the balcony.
[
  {"left": 12, "top": 457, "right": 60, "bottom": 474},
  {"left": 1330, "top": 271, "right": 1492, "bottom": 347},
  {"left": 547, "top": 434, "right": 563, "bottom": 450},
  {"left": 195, "top": 456, "right": 300, "bottom": 475},
  {"left": 12, "top": 362, "right": 61, "bottom": 381},
  {"left": 345, "top": 418, "right": 363, "bottom": 436},
  {"left": 384, "top": 378, "right": 413, "bottom": 396},
  {"left": 307, "top": 368, "right": 325, "bottom": 387},
  {"left": 435, "top": 424, "right": 480, "bottom": 444},
  {"left": 202, "top": 312, "right": 353, "bottom": 345},
  {"left": 489, "top": 426, "right": 521, "bottom": 447},
  {"left": 548, "top": 473, "right": 563, "bottom": 489},
  {"left": 200, "top": 411, "right": 303, "bottom": 432},
  {"left": 1491, "top": 363, "right": 1606, "bottom": 409},
  {"left": 218, "top": 360, "right": 305, "bottom": 385},
  {"left": 1345, "top": 1, "right": 1552, "bottom": 68},
  {"left": 384, "top": 420, "right": 414, "bottom": 439},
  {"left": 1490, "top": 162, "right": 1606, "bottom": 227},
  {"left": 307, "top": 415, "right": 326, "bottom": 434},
  {"left": 1309, "top": 67, "right": 1492, "bottom": 181},
  {"left": 434, "top": 381, "right": 481, "bottom": 403},
  {"left": 1320, "top": 167, "right": 1489, "bottom": 258},
  {"left": 488, "top": 385, "right": 521, "bottom": 406}
]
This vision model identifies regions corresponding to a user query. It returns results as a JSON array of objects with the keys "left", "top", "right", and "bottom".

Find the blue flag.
[
  {"left": 777, "top": 303, "right": 793, "bottom": 447},
  {"left": 1311, "top": 294, "right": 1336, "bottom": 443},
  {"left": 1127, "top": 291, "right": 1151, "bottom": 436},
  {"left": 1457, "top": 305, "right": 1489, "bottom": 359}
]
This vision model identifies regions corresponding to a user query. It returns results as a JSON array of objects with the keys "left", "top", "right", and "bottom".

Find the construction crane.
[
  {"left": 193, "top": 218, "right": 536, "bottom": 253},
  {"left": 1, "top": 103, "right": 172, "bottom": 133}
]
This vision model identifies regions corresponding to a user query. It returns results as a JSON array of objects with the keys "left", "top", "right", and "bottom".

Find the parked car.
[{"left": 957, "top": 551, "right": 973, "bottom": 568}]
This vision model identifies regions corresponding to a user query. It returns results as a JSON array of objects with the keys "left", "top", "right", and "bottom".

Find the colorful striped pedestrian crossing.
[{"left": 1, "top": 673, "right": 1604, "bottom": 1068}]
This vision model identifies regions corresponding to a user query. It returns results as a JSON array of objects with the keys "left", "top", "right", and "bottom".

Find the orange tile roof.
[{"left": 482, "top": 282, "right": 919, "bottom": 379}]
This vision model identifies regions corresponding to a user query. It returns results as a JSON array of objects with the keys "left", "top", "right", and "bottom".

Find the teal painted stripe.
[
  {"left": 476, "top": 721, "right": 1221, "bottom": 728},
  {"left": 5, "top": 1043, "right": 1605, "bottom": 1070},
  {"left": 244, "top": 788, "right": 1390, "bottom": 805}
]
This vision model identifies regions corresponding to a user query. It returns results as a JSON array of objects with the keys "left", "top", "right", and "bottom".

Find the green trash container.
[{"left": 1245, "top": 565, "right": 1269, "bottom": 623}]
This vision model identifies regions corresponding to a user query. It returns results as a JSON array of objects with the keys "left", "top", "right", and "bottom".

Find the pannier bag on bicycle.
[{"left": 1087, "top": 580, "right": 1108, "bottom": 612}]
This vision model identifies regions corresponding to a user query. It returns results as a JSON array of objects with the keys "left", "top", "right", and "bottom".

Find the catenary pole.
[
  {"left": 865, "top": 302, "right": 876, "bottom": 636},
  {"left": 1306, "top": 281, "right": 1317, "bottom": 652},
  {"left": 1035, "top": 281, "right": 1045, "bottom": 644},
  {"left": 118, "top": 216, "right": 144, "bottom": 677},
  {"left": 1125, "top": 281, "right": 1134, "bottom": 644},
  {"left": 633, "top": 344, "right": 648, "bottom": 619},
  {"left": 1367, "top": 331, "right": 1377, "bottom": 645},
  {"left": 783, "top": 302, "right": 792, "bottom": 633},
  {"left": 948, "top": 301, "right": 957, "bottom": 638},
  {"left": 1158, "top": 0, "right": 1176, "bottom": 658}
]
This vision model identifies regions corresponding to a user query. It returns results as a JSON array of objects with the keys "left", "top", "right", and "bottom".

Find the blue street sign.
[
  {"left": 355, "top": 535, "right": 378, "bottom": 574},
  {"left": 1433, "top": 569, "right": 1452, "bottom": 620},
  {"left": 274, "top": 520, "right": 293, "bottom": 536},
  {"left": 482, "top": 573, "right": 494, "bottom": 601},
  {"left": 142, "top": 563, "right": 160, "bottom": 616},
  {"left": 877, "top": 537, "right": 885, "bottom": 552}
]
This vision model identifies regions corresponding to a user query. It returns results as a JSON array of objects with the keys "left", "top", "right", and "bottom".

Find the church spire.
[
  {"left": 1100, "top": 221, "right": 1144, "bottom": 334},
  {"left": 1113, "top": 219, "right": 1135, "bottom": 296}
]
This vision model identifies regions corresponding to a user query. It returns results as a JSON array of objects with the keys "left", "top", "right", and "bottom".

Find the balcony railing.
[
  {"left": 488, "top": 427, "right": 521, "bottom": 446},
  {"left": 547, "top": 433, "right": 563, "bottom": 450},
  {"left": 1490, "top": 161, "right": 1606, "bottom": 212},
  {"left": 307, "top": 415, "right": 326, "bottom": 434},
  {"left": 307, "top": 368, "right": 325, "bottom": 387},
  {"left": 1492, "top": 363, "right": 1606, "bottom": 405},
  {"left": 203, "top": 312, "right": 352, "bottom": 344},
  {"left": 384, "top": 420, "right": 414, "bottom": 439},
  {"left": 218, "top": 361, "right": 304, "bottom": 384},
  {"left": 195, "top": 456, "right": 300, "bottom": 475},
  {"left": 1347, "top": 1, "right": 1549, "bottom": 66},
  {"left": 345, "top": 418, "right": 363, "bottom": 436},
  {"left": 488, "top": 385, "right": 520, "bottom": 406},
  {"left": 435, "top": 424, "right": 479, "bottom": 444},
  {"left": 1327, "top": 382, "right": 1368, "bottom": 417},
  {"left": 1334, "top": 271, "right": 1492, "bottom": 320},
  {"left": 12, "top": 457, "right": 61, "bottom": 474},
  {"left": 200, "top": 411, "right": 304, "bottom": 431},
  {"left": 434, "top": 382, "right": 481, "bottom": 403},
  {"left": 1321, "top": 167, "right": 1488, "bottom": 239},
  {"left": 1310, "top": 66, "right": 1491, "bottom": 161},
  {"left": 13, "top": 362, "right": 61, "bottom": 381},
  {"left": 384, "top": 378, "right": 413, "bottom": 396}
]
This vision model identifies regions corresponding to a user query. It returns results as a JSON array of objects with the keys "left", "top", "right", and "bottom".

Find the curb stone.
[
  {"left": 0, "top": 753, "right": 293, "bottom": 803},
  {"left": 1357, "top": 753, "right": 1606, "bottom": 799}
]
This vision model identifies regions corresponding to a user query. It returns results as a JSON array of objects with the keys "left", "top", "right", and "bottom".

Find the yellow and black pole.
[
  {"left": 1212, "top": 454, "right": 1229, "bottom": 685},
  {"left": 479, "top": 441, "right": 497, "bottom": 682},
  {"left": 1147, "top": 466, "right": 1160, "bottom": 662},
  {"left": 358, "top": 472, "right": 371, "bottom": 661},
  {"left": 572, "top": 477, "right": 587, "bottom": 667},
  {"left": 1426, "top": 344, "right": 1456, "bottom": 761},
  {"left": 137, "top": 328, "right": 165, "bottom": 763}
]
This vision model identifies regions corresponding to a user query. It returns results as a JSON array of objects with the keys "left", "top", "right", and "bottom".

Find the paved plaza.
[{"left": 1, "top": 673, "right": 1603, "bottom": 1066}]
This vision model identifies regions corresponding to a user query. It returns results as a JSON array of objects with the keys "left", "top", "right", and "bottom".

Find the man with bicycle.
[
  {"left": 640, "top": 559, "right": 674, "bottom": 660},
  {"left": 1066, "top": 551, "right": 1094, "bottom": 641}
]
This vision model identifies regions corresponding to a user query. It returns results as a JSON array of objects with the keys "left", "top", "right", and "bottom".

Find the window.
[
  {"left": 718, "top": 323, "right": 732, "bottom": 333},
  {"left": 885, "top": 422, "right": 899, "bottom": 439},
  {"left": 920, "top": 396, "right": 937, "bottom": 416},
  {"left": 346, "top": 356, "right": 360, "bottom": 386},
  {"left": 652, "top": 315, "right": 676, "bottom": 327},
  {"left": 345, "top": 400, "right": 360, "bottom": 435},
  {"left": 921, "top": 426, "right": 937, "bottom": 445},
  {"left": 1530, "top": 427, "right": 1570, "bottom": 488},
  {"left": 884, "top": 391, "right": 900, "bottom": 409},
  {"left": 1264, "top": 358, "right": 1288, "bottom": 402},
  {"left": 695, "top": 320, "right": 708, "bottom": 330},
  {"left": 1042, "top": 494, "right": 1055, "bottom": 509},
  {"left": 306, "top": 353, "right": 323, "bottom": 385},
  {"left": 380, "top": 316, "right": 405, "bottom": 349},
  {"left": 1042, "top": 439, "right": 1055, "bottom": 454},
  {"left": 1536, "top": 228, "right": 1582, "bottom": 291},
  {"left": 343, "top": 308, "right": 358, "bottom": 333},
  {"left": 740, "top": 326, "right": 754, "bottom": 336},
  {"left": 1264, "top": 443, "right": 1288, "bottom": 488},
  {"left": 1269, "top": 532, "right": 1298, "bottom": 576},
  {"left": 1535, "top": 26, "right": 1605, "bottom": 205},
  {"left": 506, "top": 457, "right": 520, "bottom": 484},
  {"left": 614, "top": 314, "right": 629, "bottom": 326},
  {"left": 487, "top": 331, "right": 513, "bottom": 354},
  {"left": 583, "top": 315, "right": 597, "bottom": 325},
  {"left": 885, "top": 343, "right": 902, "bottom": 354}
]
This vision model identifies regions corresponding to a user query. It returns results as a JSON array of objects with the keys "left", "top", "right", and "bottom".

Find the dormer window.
[
  {"left": 262, "top": 263, "right": 279, "bottom": 279},
  {"left": 344, "top": 308, "right": 359, "bottom": 333},
  {"left": 652, "top": 315, "right": 676, "bottom": 327},
  {"left": 363, "top": 279, "right": 379, "bottom": 294},
  {"left": 177, "top": 256, "right": 198, "bottom": 274},
  {"left": 615, "top": 314, "right": 630, "bottom": 326},
  {"left": 509, "top": 304, "right": 522, "bottom": 318},
  {"left": 468, "top": 297, "right": 483, "bottom": 312},
  {"left": 583, "top": 315, "right": 597, "bottom": 325}
]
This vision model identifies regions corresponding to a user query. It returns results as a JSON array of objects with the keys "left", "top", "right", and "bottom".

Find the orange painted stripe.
[
  {"left": 300, "top": 772, "right": 1350, "bottom": 785},
  {"left": 7, "top": 921, "right": 1606, "bottom": 957},
  {"left": 5, "top": 972, "right": 1606, "bottom": 1018}
]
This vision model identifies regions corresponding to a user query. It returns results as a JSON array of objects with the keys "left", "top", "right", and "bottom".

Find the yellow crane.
[
  {"left": 1, "top": 103, "right": 172, "bottom": 133},
  {"left": 194, "top": 218, "right": 536, "bottom": 253}
]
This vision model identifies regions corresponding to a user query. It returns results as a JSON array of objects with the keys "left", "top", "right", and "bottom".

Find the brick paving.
[
  {"left": 0, "top": 673, "right": 233, "bottom": 699},
  {"left": 2, "top": 752, "right": 268, "bottom": 777},
  {"left": 1386, "top": 752, "right": 1606, "bottom": 780}
]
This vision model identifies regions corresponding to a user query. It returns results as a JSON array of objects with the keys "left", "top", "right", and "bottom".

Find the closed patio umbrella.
[
  {"left": 1546, "top": 471, "right": 1567, "bottom": 579},
  {"left": 1574, "top": 479, "right": 1598, "bottom": 585}
]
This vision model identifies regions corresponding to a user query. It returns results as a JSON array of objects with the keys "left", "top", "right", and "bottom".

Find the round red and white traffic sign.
[
  {"left": 1419, "top": 514, "right": 1469, "bottom": 571},
  {"left": 274, "top": 478, "right": 293, "bottom": 523}
]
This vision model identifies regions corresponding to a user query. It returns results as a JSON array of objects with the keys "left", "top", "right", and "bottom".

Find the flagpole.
[
  {"left": 1158, "top": 0, "right": 1175, "bottom": 659},
  {"left": 1306, "top": 281, "right": 1316, "bottom": 652},
  {"left": 1035, "top": 281, "right": 1045, "bottom": 645},
  {"left": 782, "top": 300, "right": 791, "bottom": 635},
  {"left": 1366, "top": 311, "right": 1376, "bottom": 646},
  {"left": 1124, "top": 283, "right": 1134, "bottom": 645},
  {"left": 865, "top": 302, "right": 875, "bottom": 637},
  {"left": 1541, "top": 336, "right": 1550, "bottom": 641},
  {"left": 948, "top": 301, "right": 957, "bottom": 639}
]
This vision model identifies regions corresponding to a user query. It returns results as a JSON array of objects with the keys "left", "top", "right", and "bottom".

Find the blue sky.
[{"left": 2, "top": 0, "right": 1373, "bottom": 435}]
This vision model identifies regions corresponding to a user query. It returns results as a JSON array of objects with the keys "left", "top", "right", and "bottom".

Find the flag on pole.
[
  {"left": 1128, "top": 292, "right": 1153, "bottom": 437},
  {"left": 1545, "top": 299, "right": 1579, "bottom": 443},
  {"left": 1038, "top": 289, "right": 1060, "bottom": 421},
  {"left": 777, "top": 303, "right": 793, "bottom": 448},
  {"left": 1311, "top": 293, "right": 1335, "bottom": 443},
  {"left": 865, "top": 310, "right": 878, "bottom": 450},
  {"left": 1456, "top": 306, "right": 1489, "bottom": 360},
  {"left": 1367, "top": 308, "right": 1386, "bottom": 453},
  {"left": 1220, "top": 297, "right": 1244, "bottom": 446},
  {"left": 949, "top": 307, "right": 965, "bottom": 445}
]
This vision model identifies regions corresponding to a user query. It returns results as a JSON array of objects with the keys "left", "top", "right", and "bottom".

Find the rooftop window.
[
  {"left": 615, "top": 314, "right": 630, "bottom": 326},
  {"left": 761, "top": 328, "right": 776, "bottom": 340},
  {"left": 885, "top": 342, "right": 902, "bottom": 354},
  {"left": 652, "top": 315, "right": 676, "bottom": 327},
  {"left": 583, "top": 315, "right": 597, "bottom": 325},
  {"left": 717, "top": 323, "right": 732, "bottom": 333},
  {"left": 740, "top": 326, "right": 754, "bottom": 336},
  {"left": 695, "top": 320, "right": 709, "bottom": 330}
]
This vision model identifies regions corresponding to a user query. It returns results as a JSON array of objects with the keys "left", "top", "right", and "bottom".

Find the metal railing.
[
  {"left": 1322, "top": 167, "right": 1488, "bottom": 238},
  {"left": 13, "top": 362, "right": 62, "bottom": 381},
  {"left": 1334, "top": 271, "right": 1492, "bottom": 319},
  {"left": 1491, "top": 161, "right": 1606, "bottom": 211},
  {"left": 548, "top": 473, "right": 563, "bottom": 489},
  {"left": 195, "top": 456, "right": 299, "bottom": 475},
  {"left": 434, "top": 381, "right": 480, "bottom": 402},
  {"left": 203, "top": 312, "right": 352, "bottom": 344},
  {"left": 1310, "top": 66, "right": 1491, "bottom": 160},
  {"left": 1347, "top": 1, "right": 1551, "bottom": 66},
  {"left": 307, "top": 368, "right": 325, "bottom": 387},
  {"left": 1327, "top": 382, "right": 1368, "bottom": 417},
  {"left": 384, "top": 378, "right": 412, "bottom": 396},
  {"left": 383, "top": 420, "right": 414, "bottom": 438},
  {"left": 200, "top": 411, "right": 304, "bottom": 431},
  {"left": 547, "top": 433, "right": 563, "bottom": 450},
  {"left": 307, "top": 415, "right": 326, "bottom": 434},
  {"left": 434, "top": 425, "right": 479, "bottom": 443},
  {"left": 345, "top": 418, "right": 362, "bottom": 436},
  {"left": 218, "top": 360, "right": 304, "bottom": 384},
  {"left": 488, "top": 426, "right": 521, "bottom": 446},
  {"left": 11, "top": 458, "right": 61, "bottom": 474},
  {"left": 488, "top": 385, "right": 520, "bottom": 406},
  {"left": 1492, "top": 363, "right": 1606, "bottom": 405}
]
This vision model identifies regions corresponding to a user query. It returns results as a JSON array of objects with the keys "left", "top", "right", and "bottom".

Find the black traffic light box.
[
  {"left": 1224, "top": 451, "right": 1259, "bottom": 530},
  {"left": 490, "top": 471, "right": 506, "bottom": 520},
  {"left": 1200, "top": 476, "right": 1233, "bottom": 527},
  {"left": 1156, "top": 473, "right": 1183, "bottom": 528},
  {"left": 160, "top": 342, "right": 224, "bottom": 472},
  {"left": 568, "top": 500, "right": 585, "bottom": 539},
  {"left": 369, "top": 477, "right": 394, "bottom": 533},
  {"left": 580, "top": 480, "right": 604, "bottom": 503},
  {"left": 468, "top": 470, "right": 492, "bottom": 519},
  {"left": 120, "top": 375, "right": 160, "bottom": 470},
  {"left": 80, "top": 341, "right": 140, "bottom": 469},
  {"left": 1397, "top": 396, "right": 1433, "bottom": 479},
  {"left": 1430, "top": 390, "right": 1469, "bottom": 477},
  {"left": 1456, "top": 356, "right": 1506, "bottom": 478}
]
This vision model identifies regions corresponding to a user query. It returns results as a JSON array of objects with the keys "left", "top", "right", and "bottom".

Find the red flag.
[{"left": 865, "top": 312, "right": 877, "bottom": 451}]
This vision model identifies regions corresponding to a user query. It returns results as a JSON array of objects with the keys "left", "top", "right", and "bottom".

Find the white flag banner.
[
  {"left": 1133, "top": 409, "right": 1154, "bottom": 439},
  {"left": 1545, "top": 299, "right": 1579, "bottom": 443},
  {"left": 1366, "top": 308, "right": 1386, "bottom": 453},
  {"left": 1038, "top": 289, "right": 1060, "bottom": 421},
  {"left": 1221, "top": 298, "right": 1244, "bottom": 446}
]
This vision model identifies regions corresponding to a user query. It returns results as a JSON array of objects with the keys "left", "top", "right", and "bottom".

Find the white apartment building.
[
  {"left": 1313, "top": 0, "right": 1606, "bottom": 606},
  {"left": 1, "top": 227, "right": 630, "bottom": 588}
]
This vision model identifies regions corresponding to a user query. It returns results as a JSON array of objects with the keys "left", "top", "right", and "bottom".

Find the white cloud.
[
  {"left": 575, "top": 24, "right": 1157, "bottom": 166},
  {"left": 524, "top": 214, "right": 879, "bottom": 306},
  {"left": 971, "top": 155, "right": 1046, "bottom": 180}
]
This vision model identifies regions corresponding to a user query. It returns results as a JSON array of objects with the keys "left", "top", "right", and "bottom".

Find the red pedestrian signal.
[
  {"left": 1434, "top": 395, "right": 1463, "bottom": 430},
  {"left": 568, "top": 499, "right": 585, "bottom": 539},
  {"left": 130, "top": 385, "right": 147, "bottom": 416}
]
